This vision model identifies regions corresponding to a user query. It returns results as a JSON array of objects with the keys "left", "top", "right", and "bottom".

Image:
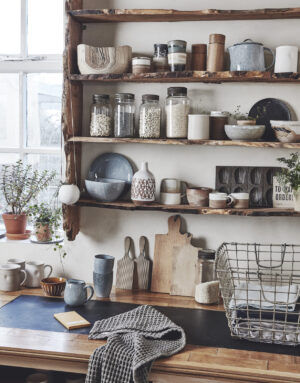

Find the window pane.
[
  {"left": 26, "top": 73, "right": 63, "bottom": 148},
  {"left": 0, "top": 74, "right": 19, "bottom": 148},
  {"left": 28, "top": 0, "right": 64, "bottom": 55},
  {"left": 0, "top": 0, "right": 21, "bottom": 54},
  {"left": 0, "top": 153, "right": 20, "bottom": 214}
]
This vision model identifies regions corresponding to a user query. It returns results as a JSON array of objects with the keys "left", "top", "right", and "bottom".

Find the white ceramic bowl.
[
  {"left": 85, "top": 178, "right": 125, "bottom": 202},
  {"left": 225, "top": 125, "right": 265, "bottom": 141},
  {"left": 270, "top": 120, "right": 300, "bottom": 143}
]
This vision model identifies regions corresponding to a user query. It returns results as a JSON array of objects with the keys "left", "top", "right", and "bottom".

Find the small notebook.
[{"left": 54, "top": 311, "right": 91, "bottom": 330}]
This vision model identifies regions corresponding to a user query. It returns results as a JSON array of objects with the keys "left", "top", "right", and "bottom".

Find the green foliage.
[
  {"left": 277, "top": 152, "right": 300, "bottom": 191},
  {"left": 0, "top": 160, "right": 56, "bottom": 215},
  {"left": 231, "top": 105, "right": 266, "bottom": 121}
]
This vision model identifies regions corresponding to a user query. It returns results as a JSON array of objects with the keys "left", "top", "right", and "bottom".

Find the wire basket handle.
[
  {"left": 257, "top": 272, "right": 299, "bottom": 305},
  {"left": 254, "top": 243, "right": 287, "bottom": 269}
]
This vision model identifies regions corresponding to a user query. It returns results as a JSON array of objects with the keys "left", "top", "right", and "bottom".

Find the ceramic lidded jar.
[{"left": 131, "top": 162, "right": 155, "bottom": 205}]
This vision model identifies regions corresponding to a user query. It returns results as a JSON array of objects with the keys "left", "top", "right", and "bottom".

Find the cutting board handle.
[
  {"left": 139, "top": 236, "right": 146, "bottom": 258},
  {"left": 124, "top": 236, "right": 132, "bottom": 258},
  {"left": 168, "top": 215, "right": 191, "bottom": 241}
]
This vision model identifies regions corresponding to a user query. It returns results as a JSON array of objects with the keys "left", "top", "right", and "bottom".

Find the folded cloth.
[
  {"left": 85, "top": 305, "right": 186, "bottom": 383},
  {"left": 229, "top": 282, "right": 299, "bottom": 312}
]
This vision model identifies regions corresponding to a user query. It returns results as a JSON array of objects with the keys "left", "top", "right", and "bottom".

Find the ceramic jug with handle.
[
  {"left": 25, "top": 261, "right": 52, "bottom": 288},
  {"left": 0, "top": 264, "right": 27, "bottom": 291},
  {"left": 228, "top": 39, "right": 274, "bottom": 71},
  {"left": 64, "top": 279, "right": 94, "bottom": 307}
]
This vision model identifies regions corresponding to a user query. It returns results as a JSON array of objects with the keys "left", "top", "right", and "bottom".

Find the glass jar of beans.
[
  {"left": 139, "top": 94, "right": 161, "bottom": 138},
  {"left": 89, "top": 94, "right": 112, "bottom": 137}
]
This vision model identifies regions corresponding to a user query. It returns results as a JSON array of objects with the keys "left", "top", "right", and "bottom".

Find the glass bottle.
[
  {"left": 90, "top": 94, "right": 112, "bottom": 137},
  {"left": 114, "top": 93, "right": 135, "bottom": 138},
  {"left": 139, "top": 94, "right": 161, "bottom": 138},
  {"left": 197, "top": 250, "right": 216, "bottom": 284},
  {"left": 165, "top": 87, "right": 190, "bottom": 138}
]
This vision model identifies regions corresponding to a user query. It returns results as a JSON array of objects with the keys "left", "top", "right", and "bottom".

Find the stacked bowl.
[{"left": 93, "top": 254, "right": 115, "bottom": 297}]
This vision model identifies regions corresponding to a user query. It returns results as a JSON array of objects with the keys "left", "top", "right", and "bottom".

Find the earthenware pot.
[
  {"left": 2, "top": 213, "right": 27, "bottom": 235},
  {"left": 131, "top": 162, "right": 155, "bottom": 205},
  {"left": 35, "top": 223, "right": 52, "bottom": 242},
  {"left": 186, "top": 187, "right": 212, "bottom": 207}
]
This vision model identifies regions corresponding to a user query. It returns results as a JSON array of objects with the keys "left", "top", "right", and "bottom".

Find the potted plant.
[
  {"left": 29, "top": 203, "right": 62, "bottom": 242},
  {"left": 277, "top": 152, "right": 300, "bottom": 211},
  {"left": 231, "top": 105, "right": 256, "bottom": 126},
  {"left": 0, "top": 160, "right": 56, "bottom": 235}
]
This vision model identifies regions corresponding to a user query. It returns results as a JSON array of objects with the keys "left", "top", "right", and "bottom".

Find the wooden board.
[
  {"left": 170, "top": 244, "right": 201, "bottom": 297},
  {"left": 151, "top": 216, "right": 191, "bottom": 293},
  {"left": 116, "top": 237, "right": 135, "bottom": 290},
  {"left": 135, "top": 236, "right": 151, "bottom": 290}
]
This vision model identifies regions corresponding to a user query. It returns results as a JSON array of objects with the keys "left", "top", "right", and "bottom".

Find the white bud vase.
[
  {"left": 58, "top": 184, "right": 80, "bottom": 205},
  {"left": 293, "top": 188, "right": 300, "bottom": 212},
  {"left": 131, "top": 162, "right": 155, "bottom": 205}
]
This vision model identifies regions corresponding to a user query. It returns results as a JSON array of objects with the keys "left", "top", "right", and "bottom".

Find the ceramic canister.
[
  {"left": 0, "top": 264, "right": 27, "bottom": 291},
  {"left": 131, "top": 161, "right": 155, "bottom": 204},
  {"left": 25, "top": 261, "right": 53, "bottom": 288},
  {"left": 64, "top": 279, "right": 94, "bottom": 307},
  {"left": 275, "top": 45, "right": 298, "bottom": 73},
  {"left": 188, "top": 114, "right": 210, "bottom": 140},
  {"left": 230, "top": 192, "right": 250, "bottom": 208},
  {"left": 160, "top": 178, "right": 181, "bottom": 193}
]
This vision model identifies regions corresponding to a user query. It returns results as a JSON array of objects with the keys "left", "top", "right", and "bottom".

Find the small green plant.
[
  {"left": 231, "top": 105, "right": 255, "bottom": 121},
  {"left": 277, "top": 152, "right": 300, "bottom": 191},
  {"left": 29, "top": 202, "right": 61, "bottom": 234},
  {"left": 0, "top": 160, "right": 56, "bottom": 215}
]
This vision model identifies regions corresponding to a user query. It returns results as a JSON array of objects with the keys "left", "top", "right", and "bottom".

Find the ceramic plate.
[
  {"left": 249, "top": 98, "right": 292, "bottom": 141},
  {"left": 30, "top": 236, "right": 64, "bottom": 245},
  {"left": 87, "top": 153, "right": 133, "bottom": 194}
]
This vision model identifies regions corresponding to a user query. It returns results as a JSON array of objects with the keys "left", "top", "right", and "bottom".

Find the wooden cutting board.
[
  {"left": 116, "top": 236, "right": 135, "bottom": 290},
  {"left": 151, "top": 215, "right": 191, "bottom": 293},
  {"left": 170, "top": 242, "right": 202, "bottom": 297}
]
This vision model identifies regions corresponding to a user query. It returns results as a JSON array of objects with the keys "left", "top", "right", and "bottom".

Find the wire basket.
[{"left": 216, "top": 242, "right": 300, "bottom": 346}]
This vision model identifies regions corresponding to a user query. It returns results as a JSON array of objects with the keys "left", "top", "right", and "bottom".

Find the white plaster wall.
[{"left": 1, "top": 0, "right": 300, "bottom": 284}]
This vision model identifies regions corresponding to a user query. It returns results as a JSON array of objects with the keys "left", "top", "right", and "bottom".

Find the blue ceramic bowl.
[{"left": 85, "top": 178, "right": 125, "bottom": 202}]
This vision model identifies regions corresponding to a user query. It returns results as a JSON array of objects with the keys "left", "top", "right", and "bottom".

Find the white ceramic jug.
[
  {"left": 0, "top": 264, "right": 27, "bottom": 291},
  {"left": 25, "top": 261, "right": 53, "bottom": 288}
]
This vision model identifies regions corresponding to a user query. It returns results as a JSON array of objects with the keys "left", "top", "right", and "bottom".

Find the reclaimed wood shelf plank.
[
  {"left": 69, "top": 8, "right": 300, "bottom": 23},
  {"left": 69, "top": 71, "right": 300, "bottom": 84},
  {"left": 77, "top": 199, "right": 300, "bottom": 216},
  {"left": 68, "top": 136, "right": 300, "bottom": 149}
]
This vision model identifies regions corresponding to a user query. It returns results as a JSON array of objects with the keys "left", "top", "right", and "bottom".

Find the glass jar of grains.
[
  {"left": 90, "top": 94, "right": 112, "bottom": 137},
  {"left": 114, "top": 93, "right": 135, "bottom": 138},
  {"left": 139, "top": 94, "right": 161, "bottom": 138},
  {"left": 165, "top": 87, "right": 190, "bottom": 138}
]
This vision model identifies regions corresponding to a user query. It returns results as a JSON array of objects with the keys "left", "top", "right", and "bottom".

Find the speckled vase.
[{"left": 131, "top": 161, "right": 156, "bottom": 205}]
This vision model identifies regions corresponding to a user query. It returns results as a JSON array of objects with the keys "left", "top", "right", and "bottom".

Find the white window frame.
[{"left": 0, "top": 0, "right": 63, "bottom": 160}]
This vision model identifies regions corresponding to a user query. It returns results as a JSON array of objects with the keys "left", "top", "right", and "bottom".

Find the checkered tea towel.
[{"left": 85, "top": 305, "right": 186, "bottom": 383}]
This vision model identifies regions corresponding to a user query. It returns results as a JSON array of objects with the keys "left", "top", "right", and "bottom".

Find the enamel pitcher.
[{"left": 228, "top": 39, "right": 274, "bottom": 71}]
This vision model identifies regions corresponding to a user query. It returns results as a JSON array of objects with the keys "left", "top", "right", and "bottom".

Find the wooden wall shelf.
[
  {"left": 77, "top": 199, "right": 300, "bottom": 217},
  {"left": 69, "top": 8, "right": 300, "bottom": 23},
  {"left": 69, "top": 137, "right": 300, "bottom": 149},
  {"left": 69, "top": 71, "right": 300, "bottom": 84}
]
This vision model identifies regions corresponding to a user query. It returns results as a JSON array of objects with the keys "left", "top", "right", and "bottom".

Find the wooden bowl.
[{"left": 40, "top": 277, "right": 66, "bottom": 296}]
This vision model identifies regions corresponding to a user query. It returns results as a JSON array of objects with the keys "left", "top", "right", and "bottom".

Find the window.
[{"left": 0, "top": 0, "right": 63, "bottom": 208}]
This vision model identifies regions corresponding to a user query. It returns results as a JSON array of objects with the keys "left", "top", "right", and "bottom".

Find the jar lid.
[
  {"left": 132, "top": 57, "right": 151, "bottom": 66},
  {"left": 210, "top": 111, "right": 227, "bottom": 117},
  {"left": 142, "top": 94, "right": 159, "bottom": 102},
  {"left": 198, "top": 249, "right": 215, "bottom": 260},
  {"left": 167, "top": 87, "right": 187, "bottom": 97},
  {"left": 232, "top": 39, "right": 262, "bottom": 47},
  {"left": 209, "top": 34, "right": 226, "bottom": 44},
  {"left": 93, "top": 94, "right": 110, "bottom": 102},
  {"left": 154, "top": 44, "right": 168, "bottom": 55},
  {"left": 192, "top": 44, "right": 207, "bottom": 53},
  {"left": 115, "top": 93, "right": 135, "bottom": 101},
  {"left": 168, "top": 40, "right": 187, "bottom": 47}
]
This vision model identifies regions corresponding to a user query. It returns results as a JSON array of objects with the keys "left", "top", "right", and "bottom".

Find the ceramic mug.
[
  {"left": 64, "top": 279, "right": 94, "bottom": 307},
  {"left": 209, "top": 192, "right": 234, "bottom": 208},
  {"left": 0, "top": 264, "right": 27, "bottom": 291},
  {"left": 160, "top": 192, "right": 183, "bottom": 205},
  {"left": 94, "top": 254, "right": 115, "bottom": 274},
  {"left": 25, "top": 261, "right": 52, "bottom": 288},
  {"left": 230, "top": 192, "right": 250, "bottom": 208},
  {"left": 7, "top": 258, "right": 26, "bottom": 285},
  {"left": 188, "top": 114, "right": 210, "bottom": 140},
  {"left": 160, "top": 178, "right": 182, "bottom": 193}
]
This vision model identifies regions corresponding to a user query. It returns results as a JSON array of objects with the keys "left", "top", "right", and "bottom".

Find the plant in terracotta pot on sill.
[
  {"left": 277, "top": 152, "right": 300, "bottom": 212},
  {"left": 0, "top": 160, "right": 56, "bottom": 238}
]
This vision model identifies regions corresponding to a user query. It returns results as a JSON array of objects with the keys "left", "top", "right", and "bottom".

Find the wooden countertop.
[{"left": 1, "top": 288, "right": 300, "bottom": 383}]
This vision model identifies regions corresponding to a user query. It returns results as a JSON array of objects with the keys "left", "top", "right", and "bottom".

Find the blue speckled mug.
[{"left": 64, "top": 279, "right": 94, "bottom": 307}]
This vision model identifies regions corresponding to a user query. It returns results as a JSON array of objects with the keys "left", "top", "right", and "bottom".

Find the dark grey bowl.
[
  {"left": 85, "top": 178, "right": 125, "bottom": 202},
  {"left": 93, "top": 272, "right": 113, "bottom": 298},
  {"left": 94, "top": 254, "right": 115, "bottom": 274}
]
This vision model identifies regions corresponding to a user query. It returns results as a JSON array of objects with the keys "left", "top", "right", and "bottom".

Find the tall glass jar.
[
  {"left": 139, "top": 94, "right": 161, "bottom": 138},
  {"left": 197, "top": 250, "right": 216, "bottom": 284},
  {"left": 165, "top": 87, "right": 190, "bottom": 138},
  {"left": 90, "top": 94, "right": 112, "bottom": 137},
  {"left": 168, "top": 40, "right": 187, "bottom": 72},
  {"left": 114, "top": 93, "right": 135, "bottom": 138},
  {"left": 153, "top": 44, "right": 169, "bottom": 72}
]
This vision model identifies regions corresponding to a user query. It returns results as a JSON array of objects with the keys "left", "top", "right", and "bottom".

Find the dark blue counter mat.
[{"left": 0, "top": 294, "right": 299, "bottom": 356}]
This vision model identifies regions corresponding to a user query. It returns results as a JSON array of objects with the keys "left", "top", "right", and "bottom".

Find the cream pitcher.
[{"left": 25, "top": 261, "right": 52, "bottom": 288}]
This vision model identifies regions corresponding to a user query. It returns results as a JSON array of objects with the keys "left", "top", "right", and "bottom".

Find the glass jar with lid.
[
  {"left": 153, "top": 44, "right": 168, "bottom": 72},
  {"left": 139, "top": 94, "right": 161, "bottom": 138},
  {"left": 197, "top": 249, "right": 216, "bottom": 283},
  {"left": 165, "top": 87, "right": 190, "bottom": 138},
  {"left": 114, "top": 93, "right": 135, "bottom": 138},
  {"left": 90, "top": 94, "right": 112, "bottom": 137}
]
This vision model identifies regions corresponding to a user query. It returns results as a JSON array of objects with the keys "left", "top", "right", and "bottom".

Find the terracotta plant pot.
[
  {"left": 35, "top": 223, "right": 52, "bottom": 242},
  {"left": 237, "top": 119, "right": 256, "bottom": 126},
  {"left": 2, "top": 213, "right": 27, "bottom": 235}
]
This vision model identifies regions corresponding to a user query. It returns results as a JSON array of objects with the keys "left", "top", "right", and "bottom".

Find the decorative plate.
[
  {"left": 248, "top": 98, "right": 292, "bottom": 141},
  {"left": 30, "top": 236, "right": 64, "bottom": 245},
  {"left": 87, "top": 153, "right": 134, "bottom": 194}
]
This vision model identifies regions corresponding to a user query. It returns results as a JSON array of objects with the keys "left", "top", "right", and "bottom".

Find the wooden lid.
[
  {"left": 209, "top": 34, "right": 226, "bottom": 44},
  {"left": 192, "top": 44, "right": 207, "bottom": 53}
]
